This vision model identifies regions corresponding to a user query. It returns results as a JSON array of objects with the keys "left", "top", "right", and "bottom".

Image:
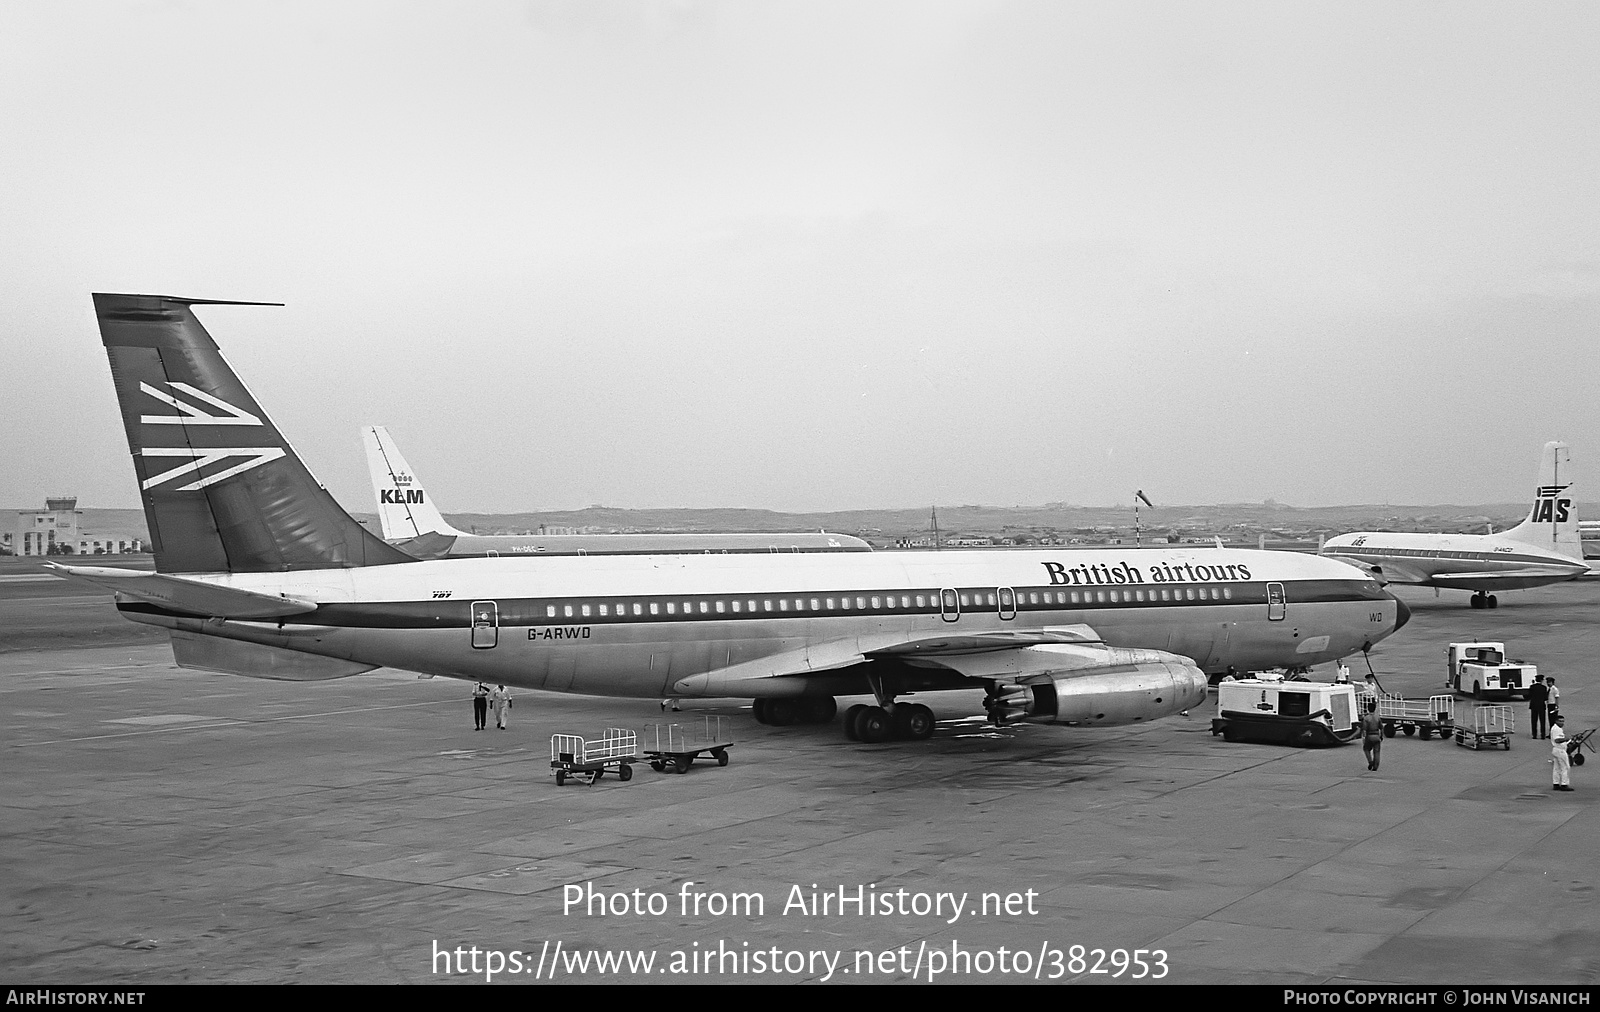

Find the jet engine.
[{"left": 985, "top": 650, "right": 1208, "bottom": 727}]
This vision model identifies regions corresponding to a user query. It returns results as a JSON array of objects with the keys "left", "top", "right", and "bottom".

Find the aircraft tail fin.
[
  {"left": 361, "top": 425, "right": 468, "bottom": 539},
  {"left": 93, "top": 293, "right": 415, "bottom": 574},
  {"left": 1501, "top": 441, "right": 1582, "bottom": 559}
]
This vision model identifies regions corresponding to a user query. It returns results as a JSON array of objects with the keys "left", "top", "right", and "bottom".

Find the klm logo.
[
  {"left": 1530, "top": 484, "right": 1572, "bottom": 524},
  {"left": 381, "top": 489, "right": 426, "bottom": 504}
]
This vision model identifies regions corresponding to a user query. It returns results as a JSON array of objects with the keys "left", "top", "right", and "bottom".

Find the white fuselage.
[
  {"left": 1320, "top": 532, "right": 1588, "bottom": 592},
  {"left": 123, "top": 547, "right": 1404, "bottom": 698}
]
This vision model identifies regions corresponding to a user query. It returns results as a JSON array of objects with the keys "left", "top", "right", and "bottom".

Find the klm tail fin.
[
  {"left": 93, "top": 294, "right": 415, "bottom": 574},
  {"left": 1502, "top": 441, "right": 1582, "bottom": 559},
  {"left": 361, "top": 425, "right": 468, "bottom": 540}
]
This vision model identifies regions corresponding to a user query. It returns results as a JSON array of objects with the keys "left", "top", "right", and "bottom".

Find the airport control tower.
[{"left": 15, "top": 496, "right": 81, "bottom": 556}]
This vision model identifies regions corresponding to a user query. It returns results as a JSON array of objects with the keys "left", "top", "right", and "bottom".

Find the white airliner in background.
[
  {"left": 361, "top": 425, "right": 870, "bottom": 558},
  {"left": 53, "top": 294, "right": 1407, "bottom": 746},
  {"left": 1320, "top": 442, "right": 1587, "bottom": 609}
]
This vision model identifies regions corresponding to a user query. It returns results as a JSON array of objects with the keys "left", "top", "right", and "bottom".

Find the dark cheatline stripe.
[{"left": 117, "top": 578, "right": 1387, "bottom": 630}]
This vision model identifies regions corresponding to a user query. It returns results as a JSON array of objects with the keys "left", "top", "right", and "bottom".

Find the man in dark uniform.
[
  {"left": 472, "top": 681, "right": 490, "bottom": 731},
  {"left": 1528, "top": 674, "right": 1549, "bottom": 740}
]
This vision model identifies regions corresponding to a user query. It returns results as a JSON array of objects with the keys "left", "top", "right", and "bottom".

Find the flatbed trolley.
[
  {"left": 642, "top": 716, "right": 733, "bottom": 774},
  {"left": 550, "top": 728, "right": 638, "bottom": 785},
  {"left": 1376, "top": 693, "right": 1456, "bottom": 741},
  {"left": 1565, "top": 727, "right": 1595, "bottom": 766},
  {"left": 1454, "top": 705, "right": 1513, "bottom": 751}
]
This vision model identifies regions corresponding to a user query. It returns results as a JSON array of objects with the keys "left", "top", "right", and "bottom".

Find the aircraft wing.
[
  {"left": 669, "top": 624, "right": 1187, "bottom": 695},
  {"left": 1424, "top": 567, "right": 1586, "bottom": 587},
  {"left": 44, "top": 563, "right": 318, "bottom": 619}
]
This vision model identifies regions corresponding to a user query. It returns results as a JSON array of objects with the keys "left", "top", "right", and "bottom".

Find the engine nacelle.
[{"left": 986, "top": 657, "right": 1208, "bottom": 727}]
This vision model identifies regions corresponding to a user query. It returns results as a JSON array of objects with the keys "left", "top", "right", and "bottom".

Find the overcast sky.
[{"left": 3, "top": 1, "right": 1598, "bottom": 514}]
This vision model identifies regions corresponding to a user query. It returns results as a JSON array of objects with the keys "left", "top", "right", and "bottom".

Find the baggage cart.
[
  {"left": 1454, "top": 705, "right": 1513, "bottom": 751},
  {"left": 642, "top": 716, "right": 733, "bottom": 774},
  {"left": 1376, "top": 693, "right": 1456, "bottom": 741},
  {"left": 550, "top": 728, "right": 637, "bottom": 785}
]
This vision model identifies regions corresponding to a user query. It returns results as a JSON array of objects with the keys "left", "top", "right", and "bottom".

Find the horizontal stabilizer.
[
  {"left": 45, "top": 563, "right": 317, "bottom": 619},
  {"left": 389, "top": 531, "right": 458, "bottom": 560},
  {"left": 169, "top": 631, "right": 376, "bottom": 680}
]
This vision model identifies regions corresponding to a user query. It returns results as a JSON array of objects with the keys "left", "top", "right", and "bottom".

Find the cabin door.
[
  {"left": 470, "top": 601, "right": 499, "bottom": 649},
  {"left": 997, "top": 586, "right": 1017, "bottom": 621},
  {"left": 1267, "top": 582, "right": 1287, "bottom": 621},
  {"left": 940, "top": 587, "right": 960, "bottom": 623}
]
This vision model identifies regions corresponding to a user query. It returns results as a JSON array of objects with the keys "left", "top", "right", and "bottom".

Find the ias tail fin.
[
  {"left": 1502, "top": 441, "right": 1581, "bottom": 559},
  {"left": 362, "top": 425, "right": 468, "bottom": 539},
  {"left": 93, "top": 294, "right": 415, "bottom": 574}
]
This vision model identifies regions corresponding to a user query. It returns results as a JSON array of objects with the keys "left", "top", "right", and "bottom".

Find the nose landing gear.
[{"left": 1470, "top": 592, "right": 1499, "bottom": 610}]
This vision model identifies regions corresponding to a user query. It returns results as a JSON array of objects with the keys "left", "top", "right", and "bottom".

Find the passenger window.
[
  {"left": 666, "top": 602, "right": 676, "bottom": 614},
  {"left": 959, "top": 593, "right": 970, "bottom": 607},
  {"left": 764, "top": 600, "right": 773, "bottom": 612},
  {"left": 1110, "top": 591, "right": 1119, "bottom": 602},
  {"left": 780, "top": 600, "right": 789, "bottom": 611},
  {"left": 547, "top": 605, "right": 557, "bottom": 618},
  {"left": 856, "top": 597, "right": 866, "bottom": 609},
  {"left": 1057, "top": 592, "right": 1068, "bottom": 604},
  {"left": 634, "top": 603, "right": 644, "bottom": 615},
  {"left": 699, "top": 601, "right": 709, "bottom": 614},
  {"left": 598, "top": 604, "right": 608, "bottom": 617},
  {"left": 582, "top": 604, "right": 592, "bottom": 617},
  {"left": 811, "top": 598, "right": 821, "bottom": 610},
  {"left": 1222, "top": 587, "right": 1232, "bottom": 600},
  {"left": 1070, "top": 591, "right": 1080, "bottom": 604},
  {"left": 986, "top": 593, "right": 997, "bottom": 607},
  {"left": 885, "top": 596, "right": 896, "bottom": 609},
  {"left": 564, "top": 605, "right": 574, "bottom": 618},
  {"left": 649, "top": 602, "right": 659, "bottom": 615},
  {"left": 731, "top": 600, "right": 741, "bottom": 613},
  {"left": 715, "top": 601, "right": 725, "bottom": 614},
  {"left": 901, "top": 596, "right": 911, "bottom": 608}
]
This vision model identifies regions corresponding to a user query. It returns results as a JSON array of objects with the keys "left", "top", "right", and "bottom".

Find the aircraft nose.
[{"left": 1393, "top": 596, "right": 1411, "bottom": 631}]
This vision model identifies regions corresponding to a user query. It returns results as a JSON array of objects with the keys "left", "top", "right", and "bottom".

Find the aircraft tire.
[
  {"left": 752, "top": 699, "right": 770, "bottom": 724},
  {"left": 1488, "top": 595, "right": 1498, "bottom": 609},
  {"left": 857, "top": 706, "right": 893, "bottom": 744},
  {"left": 842, "top": 704, "right": 868, "bottom": 741},
  {"left": 766, "top": 699, "right": 799, "bottom": 726},
  {"left": 893, "top": 703, "right": 936, "bottom": 741},
  {"left": 800, "top": 696, "right": 838, "bottom": 724},
  {"left": 1470, "top": 594, "right": 1484, "bottom": 610}
]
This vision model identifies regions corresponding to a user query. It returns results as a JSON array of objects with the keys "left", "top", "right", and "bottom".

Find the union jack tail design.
[{"left": 93, "top": 294, "right": 413, "bottom": 574}]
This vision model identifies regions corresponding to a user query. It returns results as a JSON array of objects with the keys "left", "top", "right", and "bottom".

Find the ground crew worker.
[
  {"left": 1550, "top": 715, "right": 1573, "bottom": 791},
  {"left": 472, "top": 681, "right": 490, "bottom": 731},
  {"left": 490, "top": 684, "right": 513, "bottom": 730},
  {"left": 1528, "top": 675, "right": 1549, "bottom": 739},
  {"left": 1360, "top": 699, "right": 1384, "bottom": 772},
  {"left": 1546, "top": 677, "right": 1561, "bottom": 722}
]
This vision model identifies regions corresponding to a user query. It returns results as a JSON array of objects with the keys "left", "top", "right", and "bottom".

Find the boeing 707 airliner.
[{"left": 53, "top": 294, "right": 1408, "bottom": 743}]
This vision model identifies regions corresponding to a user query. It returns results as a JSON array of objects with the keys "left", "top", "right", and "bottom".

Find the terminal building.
[{"left": 7, "top": 497, "right": 144, "bottom": 556}]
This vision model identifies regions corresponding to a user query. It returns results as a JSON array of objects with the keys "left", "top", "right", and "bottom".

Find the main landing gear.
[
  {"left": 1470, "top": 592, "right": 1499, "bottom": 610},
  {"left": 841, "top": 701, "right": 936, "bottom": 743},
  {"left": 751, "top": 697, "right": 837, "bottom": 727}
]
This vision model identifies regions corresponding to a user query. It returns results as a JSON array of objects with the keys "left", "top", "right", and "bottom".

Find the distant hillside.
[{"left": 4, "top": 500, "right": 1577, "bottom": 552}]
